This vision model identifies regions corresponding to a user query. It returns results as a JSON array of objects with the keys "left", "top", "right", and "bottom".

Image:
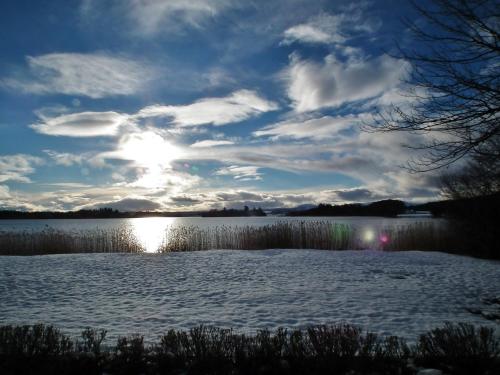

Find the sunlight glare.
[
  {"left": 120, "top": 131, "right": 182, "bottom": 168},
  {"left": 130, "top": 217, "right": 175, "bottom": 253}
]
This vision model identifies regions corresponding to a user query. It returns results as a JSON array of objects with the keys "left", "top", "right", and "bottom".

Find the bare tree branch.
[{"left": 369, "top": 0, "right": 500, "bottom": 172}]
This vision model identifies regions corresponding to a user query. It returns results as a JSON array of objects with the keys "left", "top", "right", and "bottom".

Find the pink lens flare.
[{"left": 379, "top": 234, "right": 389, "bottom": 244}]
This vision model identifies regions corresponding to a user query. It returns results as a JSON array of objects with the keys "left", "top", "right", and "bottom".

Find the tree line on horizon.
[{"left": 1, "top": 193, "right": 499, "bottom": 220}]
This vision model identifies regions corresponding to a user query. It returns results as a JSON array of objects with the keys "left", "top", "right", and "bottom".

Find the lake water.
[
  {"left": 0, "top": 216, "right": 444, "bottom": 253},
  {"left": 0, "top": 249, "right": 498, "bottom": 342}
]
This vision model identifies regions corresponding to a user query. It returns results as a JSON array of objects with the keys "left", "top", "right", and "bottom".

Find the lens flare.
[
  {"left": 363, "top": 229, "right": 375, "bottom": 242},
  {"left": 380, "top": 234, "right": 389, "bottom": 244}
]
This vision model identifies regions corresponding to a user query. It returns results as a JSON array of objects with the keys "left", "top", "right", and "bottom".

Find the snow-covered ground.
[{"left": 0, "top": 250, "right": 498, "bottom": 341}]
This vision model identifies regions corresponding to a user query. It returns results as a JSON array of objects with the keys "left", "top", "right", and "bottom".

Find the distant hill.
[
  {"left": 0, "top": 206, "right": 266, "bottom": 219},
  {"left": 202, "top": 207, "right": 266, "bottom": 217},
  {"left": 0, "top": 208, "right": 202, "bottom": 220},
  {"left": 268, "top": 204, "right": 316, "bottom": 216},
  {"left": 286, "top": 194, "right": 500, "bottom": 219},
  {"left": 288, "top": 200, "right": 406, "bottom": 217},
  {"left": 1, "top": 193, "right": 498, "bottom": 219}
]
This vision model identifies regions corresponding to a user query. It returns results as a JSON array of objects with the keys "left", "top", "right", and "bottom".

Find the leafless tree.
[
  {"left": 371, "top": 0, "right": 499, "bottom": 172},
  {"left": 441, "top": 152, "right": 500, "bottom": 198}
]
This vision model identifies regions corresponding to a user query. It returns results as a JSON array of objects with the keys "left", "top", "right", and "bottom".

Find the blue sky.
[{"left": 0, "top": 0, "right": 442, "bottom": 211}]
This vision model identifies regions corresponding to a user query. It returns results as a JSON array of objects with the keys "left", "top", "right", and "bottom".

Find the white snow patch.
[{"left": 0, "top": 250, "right": 498, "bottom": 341}]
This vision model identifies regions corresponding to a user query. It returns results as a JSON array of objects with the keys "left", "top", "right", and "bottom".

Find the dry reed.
[{"left": 0, "top": 221, "right": 458, "bottom": 255}]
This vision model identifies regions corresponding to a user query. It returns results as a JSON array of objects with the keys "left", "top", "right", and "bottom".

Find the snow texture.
[{"left": 0, "top": 250, "right": 498, "bottom": 341}]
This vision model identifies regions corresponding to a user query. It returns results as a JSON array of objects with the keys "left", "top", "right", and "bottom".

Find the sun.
[
  {"left": 117, "top": 131, "right": 184, "bottom": 189},
  {"left": 119, "top": 131, "right": 181, "bottom": 168}
]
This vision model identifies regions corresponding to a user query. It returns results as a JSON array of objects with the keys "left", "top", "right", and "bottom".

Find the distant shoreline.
[{"left": 1, "top": 193, "right": 498, "bottom": 220}]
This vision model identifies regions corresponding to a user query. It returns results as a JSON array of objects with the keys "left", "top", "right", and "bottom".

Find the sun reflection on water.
[{"left": 130, "top": 217, "right": 176, "bottom": 253}]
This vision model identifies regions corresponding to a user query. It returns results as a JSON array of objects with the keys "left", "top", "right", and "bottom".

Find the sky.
[{"left": 0, "top": 0, "right": 443, "bottom": 212}]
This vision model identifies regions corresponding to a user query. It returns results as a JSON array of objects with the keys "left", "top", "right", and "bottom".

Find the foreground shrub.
[
  {"left": 0, "top": 324, "right": 73, "bottom": 357},
  {"left": 78, "top": 328, "right": 107, "bottom": 355},
  {"left": 415, "top": 322, "right": 500, "bottom": 375},
  {"left": 111, "top": 335, "right": 147, "bottom": 375},
  {"left": 0, "top": 324, "right": 74, "bottom": 374},
  {"left": 0, "top": 323, "right": 498, "bottom": 374}
]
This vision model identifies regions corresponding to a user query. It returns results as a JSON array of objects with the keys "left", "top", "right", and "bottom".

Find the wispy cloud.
[
  {"left": 43, "top": 150, "right": 84, "bottom": 166},
  {"left": 190, "top": 139, "right": 235, "bottom": 148},
  {"left": 81, "top": 0, "right": 237, "bottom": 36},
  {"left": 31, "top": 111, "right": 130, "bottom": 137},
  {"left": 0, "top": 185, "right": 11, "bottom": 199},
  {"left": 281, "top": 8, "right": 381, "bottom": 46},
  {"left": 215, "top": 165, "right": 263, "bottom": 181},
  {"left": 137, "top": 90, "right": 278, "bottom": 126},
  {"left": 41, "top": 182, "right": 93, "bottom": 189},
  {"left": 283, "top": 53, "right": 409, "bottom": 112},
  {"left": 129, "top": 0, "right": 236, "bottom": 34},
  {"left": 3, "top": 53, "right": 153, "bottom": 98},
  {"left": 282, "top": 13, "right": 347, "bottom": 45},
  {"left": 253, "top": 114, "right": 362, "bottom": 140},
  {"left": 0, "top": 154, "right": 44, "bottom": 183}
]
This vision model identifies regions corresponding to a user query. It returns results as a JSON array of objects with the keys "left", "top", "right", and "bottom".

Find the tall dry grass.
[
  {"left": 0, "top": 220, "right": 459, "bottom": 255},
  {"left": 0, "top": 227, "right": 144, "bottom": 255},
  {"left": 159, "top": 221, "right": 456, "bottom": 253}
]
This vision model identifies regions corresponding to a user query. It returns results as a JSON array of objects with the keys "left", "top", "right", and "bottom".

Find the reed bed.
[
  {"left": 0, "top": 227, "right": 144, "bottom": 255},
  {"left": 0, "top": 323, "right": 497, "bottom": 374},
  {"left": 0, "top": 220, "right": 459, "bottom": 255},
  {"left": 159, "top": 221, "right": 456, "bottom": 253}
]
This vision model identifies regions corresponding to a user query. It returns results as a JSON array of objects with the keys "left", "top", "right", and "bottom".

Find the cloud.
[
  {"left": 0, "top": 154, "right": 44, "bottom": 183},
  {"left": 215, "top": 165, "right": 263, "bottom": 181},
  {"left": 94, "top": 197, "right": 163, "bottom": 211},
  {"left": 206, "top": 189, "right": 364, "bottom": 209},
  {"left": 125, "top": 0, "right": 236, "bottom": 35},
  {"left": 81, "top": 0, "right": 237, "bottom": 35},
  {"left": 32, "top": 90, "right": 276, "bottom": 141},
  {"left": 253, "top": 114, "right": 361, "bottom": 140},
  {"left": 41, "top": 182, "right": 93, "bottom": 189},
  {"left": 282, "top": 14, "right": 344, "bottom": 45},
  {"left": 183, "top": 120, "right": 442, "bottom": 201},
  {"left": 0, "top": 185, "right": 10, "bottom": 199},
  {"left": 283, "top": 53, "right": 409, "bottom": 112},
  {"left": 283, "top": 24, "right": 341, "bottom": 45},
  {"left": 31, "top": 111, "right": 129, "bottom": 137},
  {"left": 333, "top": 188, "right": 375, "bottom": 201},
  {"left": 43, "top": 150, "right": 84, "bottom": 166},
  {"left": 4, "top": 53, "right": 153, "bottom": 98},
  {"left": 282, "top": 7, "right": 381, "bottom": 46},
  {"left": 137, "top": 90, "right": 278, "bottom": 126},
  {"left": 190, "top": 139, "right": 235, "bottom": 148},
  {"left": 169, "top": 195, "right": 202, "bottom": 206}
]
